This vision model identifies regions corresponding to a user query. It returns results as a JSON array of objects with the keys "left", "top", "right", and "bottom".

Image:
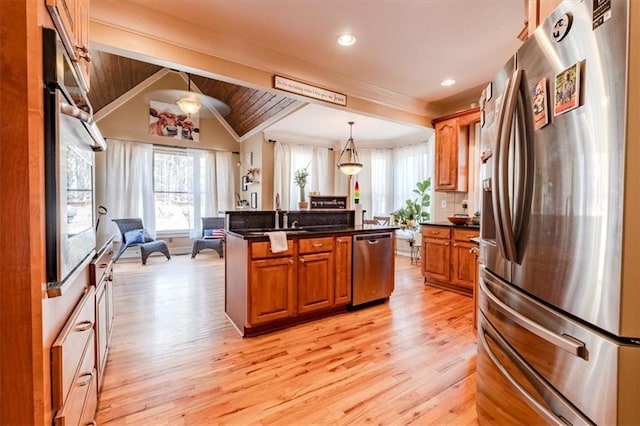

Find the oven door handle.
[
  {"left": 480, "top": 277, "right": 587, "bottom": 359},
  {"left": 58, "top": 94, "right": 106, "bottom": 152}
]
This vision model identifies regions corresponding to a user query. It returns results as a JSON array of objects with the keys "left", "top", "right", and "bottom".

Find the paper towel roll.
[{"left": 355, "top": 204, "right": 363, "bottom": 226}]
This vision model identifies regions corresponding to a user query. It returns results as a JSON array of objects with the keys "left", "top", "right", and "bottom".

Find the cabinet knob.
[
  {"left": 288, "top": 259, "right": 294, "bottom": 264},
  {"left": 312, "top": 243, "right": 323, "bottom": 248},
  {"left": 75, "top": 44, "right": 92, "bottom": 62},
  {"left": 469, "top": 247, "right": 480, "bottom": 254},
  {"left": 444, "top": 242, "right": 449, "bottom": 246},
  {"left": 299, "top": 258, "right": 305, "bottom": 263}
]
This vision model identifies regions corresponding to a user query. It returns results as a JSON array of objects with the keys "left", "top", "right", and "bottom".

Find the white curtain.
[
  {"left": 105, "top": 139, "right": 155, "bottom": 240},
  {"left": 360, "top": 148, "right": 394, "bottom": 217},
  {"left": 392, "top": 137, "right": 433, "bottom": 215},
  {"left": 187, "top": 148, "right": 215, "bottom": 237},
  {"left": 215, "top": 151, "right": 235, "bottom": 213},
  {"left": 274, "top": 142, "right": 332, "bottom": 210}
]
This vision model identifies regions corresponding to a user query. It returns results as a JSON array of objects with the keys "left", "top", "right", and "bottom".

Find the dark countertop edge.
[
  {"left": 419, "top": 221, "right": 480, "bottom": 229},
  {"left": 226, "top": 225, "right": 399, "bottom": 240}
]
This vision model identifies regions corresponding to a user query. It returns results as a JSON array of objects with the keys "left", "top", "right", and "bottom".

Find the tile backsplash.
[{"left": 432, "top": 191, "right": 477, "bottom": 222}]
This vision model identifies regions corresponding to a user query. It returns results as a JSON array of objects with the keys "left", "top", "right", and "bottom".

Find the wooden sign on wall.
[{"left": 274, "top": 75, "right": 347, "bottom": 106}]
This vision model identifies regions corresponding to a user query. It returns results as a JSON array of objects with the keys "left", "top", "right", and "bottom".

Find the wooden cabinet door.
[
  {"left": 434, "top": 118, "right": 459, "bottom": 191},
  {"left": 46, "top": 0, "right": 91, "bottom": 91},
  {"left": 298, "top": 252, "right": 335, "bottom": 314},
  {"left": 423, "top": 238, "right": 450, "bottom": 282},
  {"left": 249, "top": 257, "right": 296, "bottom": 325},
  {"left": 334, "top": 236, "right": 352, "bottom": 305},
  {"left": 451, "top": 241, "right": 477, "bottom": 290}
]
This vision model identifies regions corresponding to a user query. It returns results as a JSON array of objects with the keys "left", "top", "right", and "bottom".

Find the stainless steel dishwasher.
[{"left": 352, "top": 232, "right": 395, "bottom": 306}]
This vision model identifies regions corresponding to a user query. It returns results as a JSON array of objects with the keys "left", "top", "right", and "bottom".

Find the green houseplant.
[
  {"left": 293, "top": 164, "right": 309, "bottom": 209},
  {"left": 391, "top": 178, "right": 432, "bottom": 227}
]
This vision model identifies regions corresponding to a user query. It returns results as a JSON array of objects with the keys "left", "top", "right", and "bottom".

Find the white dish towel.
[{"left": 265, "top": 231, "right": 288, "bottom": 253}]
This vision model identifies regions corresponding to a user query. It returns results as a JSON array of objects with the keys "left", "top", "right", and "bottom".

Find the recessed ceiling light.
[
  {"left": 337, "top": 34, "right": 357, "bottom": 46},
  {"left": 441, "top": 79, "right": 456, "bottom": 87}
]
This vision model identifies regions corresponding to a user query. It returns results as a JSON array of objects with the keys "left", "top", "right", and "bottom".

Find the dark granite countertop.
[
  {"left": 227, "top": 224, "right": 399, "bottom": 240},
  {"left": 419, "top": 221, "right": 480, "bottom": 229}
]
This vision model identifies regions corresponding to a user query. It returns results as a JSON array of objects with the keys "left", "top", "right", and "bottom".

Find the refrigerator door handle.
[
  {"left": 480, "top": 277, "right": 587, "bottom": 359},
  {"left": 496, "top": 69, "right": 523, "bottom": 262},
  {"left": 492, "top": 76, "right": 513, "bottom": 261},
  {"left": 478, "top": 317, "right": 590, "bottom": 426},
  {"left": 494, "top": 68, "right": 535, "bottom": 264},
  {"left": 512, "top": 69, "right": 535, "bottom": 263}
]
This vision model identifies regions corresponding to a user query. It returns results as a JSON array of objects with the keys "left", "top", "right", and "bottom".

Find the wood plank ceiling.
[{"left": 88, "top": 50, "right": 296, "bottom": 138}]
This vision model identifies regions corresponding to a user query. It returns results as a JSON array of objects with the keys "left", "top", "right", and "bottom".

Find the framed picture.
[
  {"left": 554, "top": 62, "right": 580, "bottom": 116},
  {"left": 531, "top": 77, "right": 549, "bottom": 129},
  {"left": 149, "top": 100, "right": 200, "bottom": 141}
]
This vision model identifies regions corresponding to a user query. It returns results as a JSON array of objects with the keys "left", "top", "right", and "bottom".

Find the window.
[{"left": 153, "top": 147, "right": 207, "bottom": 232}]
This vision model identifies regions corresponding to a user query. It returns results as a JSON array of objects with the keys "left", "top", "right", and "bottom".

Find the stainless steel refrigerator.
[{"left": 477, "top": 1, "right": 640, "bottom": 424}]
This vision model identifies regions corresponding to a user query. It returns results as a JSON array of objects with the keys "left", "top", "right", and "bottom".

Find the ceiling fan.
[{"left": 145, "top": 71, "right": 231, "bottom": 117}]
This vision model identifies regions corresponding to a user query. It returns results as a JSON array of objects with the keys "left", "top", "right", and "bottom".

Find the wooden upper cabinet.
[
  {"left": 433, "top": 108, "right": 480, "bottom": 192},
  {"left": 46, "top": 0, "right": 92, "bottom": 91},
  {"left": 522, "top": 0, "right": 563, "bottom": 40}
]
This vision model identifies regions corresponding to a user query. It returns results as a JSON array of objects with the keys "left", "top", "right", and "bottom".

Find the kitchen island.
[{"left": 223, "top": 210, "right": 397, "bottom": 336}]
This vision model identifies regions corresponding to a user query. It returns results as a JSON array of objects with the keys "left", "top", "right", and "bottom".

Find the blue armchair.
[{"left": 112, "top": 218, "right": 171, "bottom": 265}]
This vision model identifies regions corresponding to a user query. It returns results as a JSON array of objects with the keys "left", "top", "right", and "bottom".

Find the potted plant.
[
  {"left": 472, "top": 210, "right": 481, "bottom": 225},
  {"left": 293, "top": 164, "right": 309, "bottom": 209},
  {"left": 391, "top": 178, "right": 432, "bottom": 227}
]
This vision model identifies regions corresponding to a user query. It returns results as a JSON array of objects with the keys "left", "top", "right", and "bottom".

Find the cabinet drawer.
[
  {"left": 91, "top": 241, "right": 114, "bottom": 286},
  {"left": 54, "top": 367, "right": 97, "bottom": 426},
  {"left": 251, "top": 240, "right": 294, "bottom": 259},
  {"left": 298, "top": 237, "right": 334, "bottom": 254},
  {"left": 453, "top": 228, "right": 479, "bottom": 242},
  {"left": 422, "top": 226, "right": 451, "bottom": 239},
  {"left": 52, "top": 287, "right": 96, "bottom": 409}
]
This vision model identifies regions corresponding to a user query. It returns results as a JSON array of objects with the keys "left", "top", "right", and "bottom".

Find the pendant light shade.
[
  {"left": 337, "top": 121, "right": 363, "bottom": 175},
  {"left": 176, "top": 73, "right": 201, "bottom": 116}
]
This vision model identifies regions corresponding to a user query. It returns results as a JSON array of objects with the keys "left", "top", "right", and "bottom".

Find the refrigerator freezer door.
[
  {"left": 479, "top": 266, "right": 640, "bottom": 425},
  {"left": 509, "top": 0, "right": 631, "bottom": 337}
]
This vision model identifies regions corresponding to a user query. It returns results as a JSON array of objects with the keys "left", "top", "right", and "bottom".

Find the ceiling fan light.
[
  {"left": 337, "top": 34, "right": 357, "bottom": 46},
  {"left": 176, "top": 97, "right": 201, "bottom": 115},
  {"left": 337, "top": 121, "right": 363, "bottom": 176}
]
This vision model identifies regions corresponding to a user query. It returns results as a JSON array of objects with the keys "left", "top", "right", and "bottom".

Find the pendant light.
[
  {"left": 337, "top": 121, "right": 363, "bottom": 175},
  {"left": 176, "top": 73, "right": 201, "bottom": 116}
]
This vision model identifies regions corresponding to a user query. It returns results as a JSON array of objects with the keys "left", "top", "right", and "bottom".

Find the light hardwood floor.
[{"left": 96, "top": 253, "right": 479, "bottom": 425}]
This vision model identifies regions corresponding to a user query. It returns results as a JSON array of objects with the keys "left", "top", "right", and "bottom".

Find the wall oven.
[{"left": 43, "top": 28, "right": 106, "bottom": 287}]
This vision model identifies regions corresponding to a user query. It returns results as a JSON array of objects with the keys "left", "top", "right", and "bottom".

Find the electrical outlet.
[{"left": 441, "top": 200, "right": 447, "bottom": 209}]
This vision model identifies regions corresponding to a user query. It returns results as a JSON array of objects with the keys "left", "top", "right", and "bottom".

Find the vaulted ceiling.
[{"left": 88, "top": 50, "right": 297, "bottom": 139}]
